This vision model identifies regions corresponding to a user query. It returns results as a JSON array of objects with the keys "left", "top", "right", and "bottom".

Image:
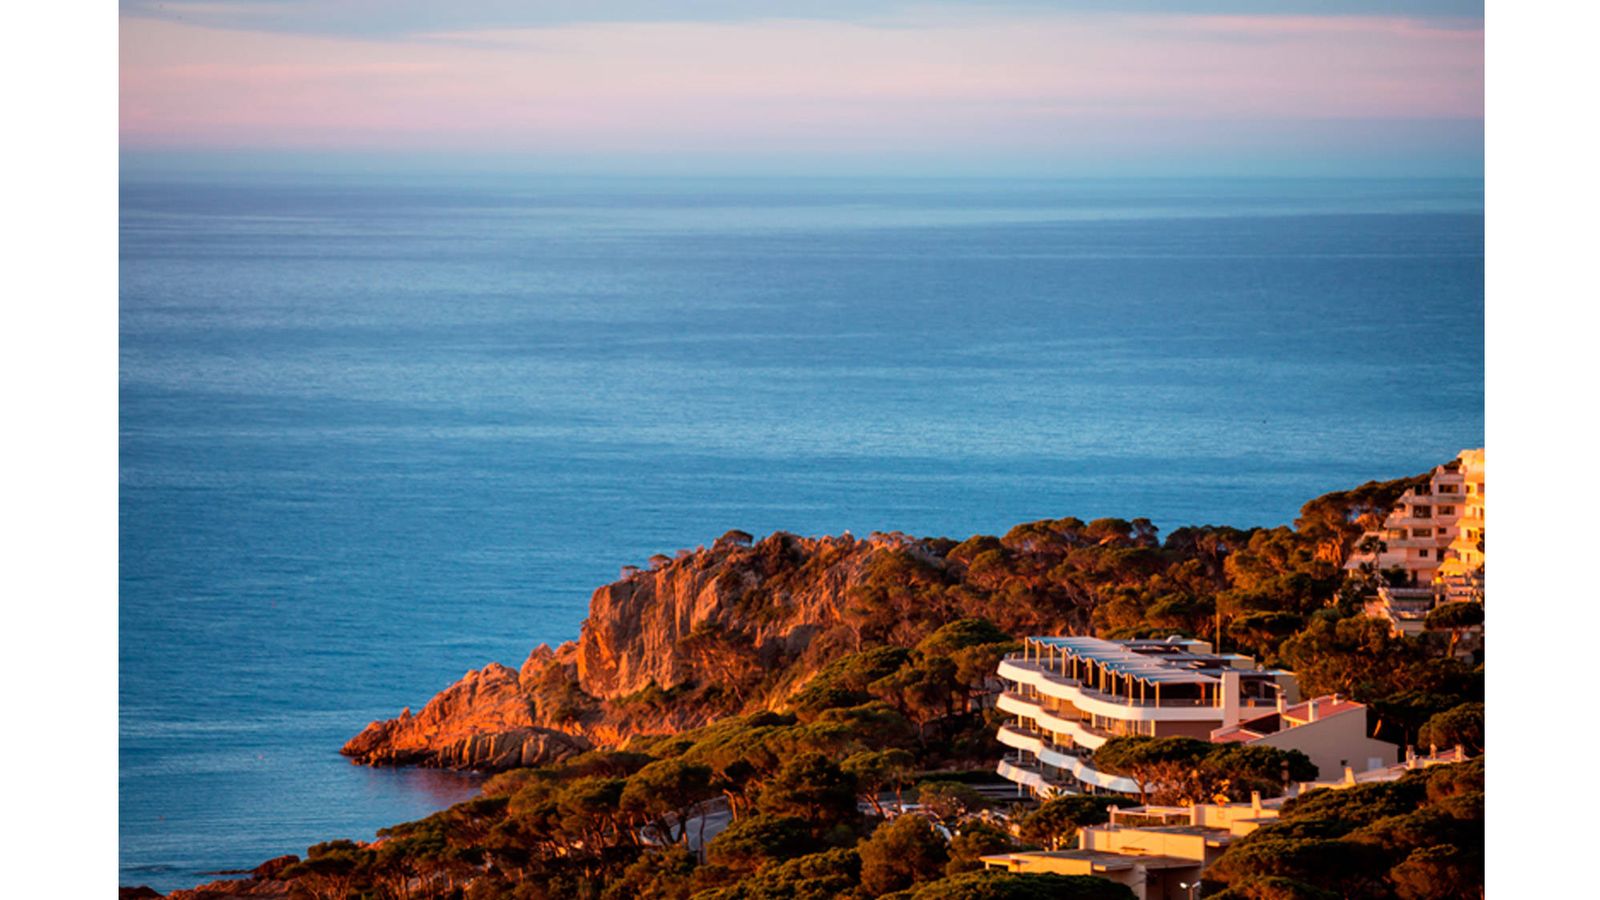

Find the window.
[
  {"left": 1413, "top": 506, "right": 1431, "bottom": 518},
  {"left": 1438, "top": 484, "right": 1458, "bottom": 494},
  {"left": 1413, "top": 528, "right": 1432, "bottom": 538},
  {"left": 1439, "top": 505, "right": 1455, "bottom": 515},
  {"left": 1416, "top": 549, "right": 1430, "bottom": 557},
  {"left": 1466, "top": 484, "right": 1474, "bottom": 494}
]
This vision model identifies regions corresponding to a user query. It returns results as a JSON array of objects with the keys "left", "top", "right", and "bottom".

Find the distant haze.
[{"left": 120, "top": 0, "right": 1482, "bottom": 177}]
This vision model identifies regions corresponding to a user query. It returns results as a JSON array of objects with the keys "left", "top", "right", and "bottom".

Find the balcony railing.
[
  {"left": 998, "top": 692, "right": 1120, "bottom": 745},
  {"left": 1001, "top": 656, "right": 1215, "bottom": 708},
  {"left": 998, "top": 724, "right": 1090, "bottom": 763}
]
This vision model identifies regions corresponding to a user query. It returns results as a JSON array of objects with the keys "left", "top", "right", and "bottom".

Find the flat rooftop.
[
  {"left": 1024, "top": 635, "right": 1291, "bottom": 685},
  {"left": 1113, "top": 823, "right": 1233, "bottom": 839},
  {"left": 981, "top": 849, "right": 1200, "bottom": 871}
]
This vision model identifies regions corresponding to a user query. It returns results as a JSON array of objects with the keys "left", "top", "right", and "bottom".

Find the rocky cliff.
[
  {"left": 343, "top": 530, "right": 899, "bottom": 768},
  {"left": 342, "top": 507, "right": 1348, "bottom": 770},
  {"left": 342, "top": 651, "right": 591, "bottom": 769},
  {"left": 575, "top": 530, "right": 874, "bottom": 698}
]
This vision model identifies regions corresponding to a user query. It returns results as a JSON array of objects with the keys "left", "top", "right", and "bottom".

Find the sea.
[{"left": 119, "top": 174, "right": 1484, "bottom": 891}]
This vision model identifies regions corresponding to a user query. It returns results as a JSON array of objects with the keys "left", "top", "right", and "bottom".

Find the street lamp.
[{"left": 1178, "top": 881, "right": 1201, "bottom": 900}]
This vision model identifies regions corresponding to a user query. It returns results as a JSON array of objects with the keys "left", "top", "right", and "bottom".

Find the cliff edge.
[{"left": 342, "top": 530, "right": 920, "bottom": 768}]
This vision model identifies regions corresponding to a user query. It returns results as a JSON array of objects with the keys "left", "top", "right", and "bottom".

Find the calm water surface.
[{"left": 119, "top": 176, "right": 1483, "bottom": 890}]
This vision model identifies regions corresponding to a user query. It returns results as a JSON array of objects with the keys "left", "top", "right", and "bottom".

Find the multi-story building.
[
  {"left": 1436, "top": 448, "right": 1486, "bottom": 604},
  {"left": 1210, "top": 694, "right": 1398, "bottom": 780},
  {"left": 983, "top": 750, "right": 1475, "bottom": 900},
  {"left": 995, "top": 636, "right": 1398, "bottom": 797},
  {"left": 981, "top": 797, "right": 1281, "bottom": 899},
  {"left": 1345, "top": 448, "right": 1485, "bottom": 597}
]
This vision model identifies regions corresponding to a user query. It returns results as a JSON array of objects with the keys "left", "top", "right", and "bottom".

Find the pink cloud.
[{"left": 120, "top": 12, "right": 1482, "bottom": 153}]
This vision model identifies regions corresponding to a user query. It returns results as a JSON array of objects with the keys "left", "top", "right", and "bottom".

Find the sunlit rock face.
[{"left": 341, "top": 660, "right": 591, "bottom": 769}]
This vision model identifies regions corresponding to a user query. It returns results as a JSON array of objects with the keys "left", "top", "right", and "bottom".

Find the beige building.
[
  {"left": 984, "top": 753, "right": 1479, "bottom": 900},
  {"left": 1210, "top": 695, "right": 1397, "bottom": 779},
  {"left": 982, "top": 797, "right": 1281, "bottom": 900},
  {"left": 1437, "top": 448, "right": 1486, "bottom": 603},
  {"left": 994, "top": 636, "right": 1397, "bottom": 796},
  {"left": 1345, "top": 447, "right": 1485, "bottom": 598},
  {"left": 981, "top": 848, "right": 1200, "bottom": 900}
]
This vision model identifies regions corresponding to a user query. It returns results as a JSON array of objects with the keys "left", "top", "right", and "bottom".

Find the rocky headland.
[
  {"left": 337, "top": 482, "right": 1408, "bottom": 771},
  {"left": 342, "top": 529, "right": 904, "bottom": 768}
]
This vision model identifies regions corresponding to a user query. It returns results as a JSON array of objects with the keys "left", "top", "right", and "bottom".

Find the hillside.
[
  {"left": 145, "top": 467, "right": 1488, "bottom": 900},
  {"left": 342, "top": 472, "right": 1436, "bottom": 770}
]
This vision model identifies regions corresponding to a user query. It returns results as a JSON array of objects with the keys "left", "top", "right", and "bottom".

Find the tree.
[
  {"left": 695, "top": 847, "right": 861, "bottom": 900},
  {"left": 675, "top": 623, "right": 763, "bottom": 705},
  {"left": 1206, "top": 762, "right": 1484, "bottom": 900},
  {"left": 601, "top": 847, "right": 696, "bottom": 900},
  {"left": 714, "top": 529, "right": 755, "bottom": 549},
  {"left": 1209, "top": 876, "right": 1339, "bottom": 900},
  {"left": 904, "top": 871, "right": 1137, "bottom": 899},
  {"left": 1018, "top": 795, "right": 1135, "bottom": 850},
  {"left": 1417, "top": 702, "right": 1484, "bottom": 755},
  {"left": 915, "top": 617, "right": 1014, "bottom": 658},
  {"left": 1277, "top": 616, "right": 1425, "bottom": 701},
  {"left": 870, "top": 657, "right": 962, "bottom": 736},
  {"left": 1278, "top": 780, "right": 1428, "bottom": 832},
  {"left": 1204, "top": 838, "right": 1390, "bottom": 898},
  {"left": 1228, "top": 611, "right": 1306, "bottom": 662},
  {"left": 789, "top": 646, "right": 912, "bottom": 716},
  {"left": 945, "top": 822, "right": 1018, "bottom": 875},
  {"left": 841, "top": 748, "right": 917, "bottom": 815},
  {"left": 755, "top": 752, "right": 859, "bottom": 827},
  {"left": 913, "top": 780, "right": 989, "bottom": 822},
  {"left": 283, "top": 840, "right": 372, "bottom": 900},
  {"left": 621, "top": 759, "right": 717, "bottom": 845},
  {"left": 1424, "top": 602, "right": 1484, "bottom": 658},
  {"left": 857, "top": 814, "right": 950, "bottom": 895},
  {"left": 1389, "top": 845, "right": 1481, "bottom": 900},
  {"left": 1202, "top": 745, "right": 1318, "bottom": 800},
  {"left": 1092, "top": 736, "right": 1212, "bottom": 804},
  {"left": 704, "top": 814, "right": 818, "bottom": 873},
  {"left": 1346, "top": 808, "right": 1471, "bottom": 866},
  {"left": 814, "top": 702, "right": 917, "bottom": 750},
  {"left": 555, "top": 776, "right": 628, "bottom": 850}
]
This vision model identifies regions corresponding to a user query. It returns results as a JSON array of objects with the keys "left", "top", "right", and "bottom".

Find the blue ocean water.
[{"left": 119, "top": 175, "right": 1483, "bottom": 890}]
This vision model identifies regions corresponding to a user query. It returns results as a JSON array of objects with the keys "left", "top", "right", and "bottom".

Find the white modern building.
[
  {"left": 995, "top": 636, "right": 1397, "bottom": 797},
  {"left": 996, "top": 636, "right": 1294, "bottom": 796}
]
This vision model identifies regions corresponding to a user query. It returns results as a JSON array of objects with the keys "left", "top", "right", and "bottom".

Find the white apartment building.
[
  {"left": 1345, "top": 448, "right": 1485, "bottom": 597},
  {"left": 995, "top": 636, "right": 1397, "bottom": 798}
]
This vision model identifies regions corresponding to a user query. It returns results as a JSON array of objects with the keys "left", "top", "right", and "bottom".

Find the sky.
[{"left": 119, "top": 1, "right": 1484, "bottom": 177}]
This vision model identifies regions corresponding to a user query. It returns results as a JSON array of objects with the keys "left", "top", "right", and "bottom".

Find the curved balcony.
[
  {"left": 996, "top": 690, "right": 1110, "bottom": 750},
  {"left": 996, "top": 759, "right": 1061, "bottom": 797},
  {"left": 998, "top": 658, "right": 1226, "bottom": 723},
  {"left": 996, "top": 725, "right": 1140, "bottom": 794},
  {"left": 1037, "top": 745, "right": 1139, "bottom": 794},
  {"left": 997, "top": 723, "right": 1048, "bottom": 756}
]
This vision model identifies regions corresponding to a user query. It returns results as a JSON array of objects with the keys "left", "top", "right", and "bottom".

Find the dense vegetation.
[
  {"left": 196, "top": 472, "right": 1484, "bottom": 900},
  {"left": 1206, "top": 757, "right": 1484, "bottom": 899}
]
